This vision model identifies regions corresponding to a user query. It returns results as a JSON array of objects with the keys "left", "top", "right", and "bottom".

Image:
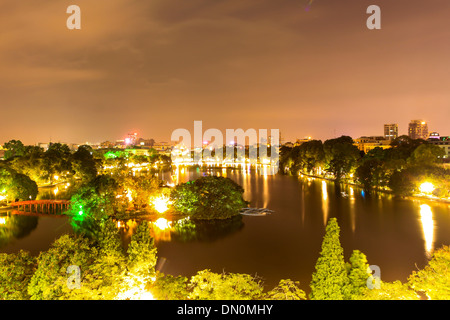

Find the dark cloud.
[{"left": 0, "top": 0, "right": 449, "bottom": 145}]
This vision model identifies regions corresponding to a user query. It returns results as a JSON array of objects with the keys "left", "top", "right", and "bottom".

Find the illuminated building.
[
  {"left": 408, "top": 120, "right": 429, "bottom": 140},
  {"left": 428, "top": 133, "right": 450, "bottom": 158},
  {"left": 354, "top": 136, "right": 392, "bottom": 153},
  {"left": 384, "top": 123, "right": 398, "bottom": 140}
]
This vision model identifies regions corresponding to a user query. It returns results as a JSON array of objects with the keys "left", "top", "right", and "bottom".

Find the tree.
[
  {"left": 309, "top": 217, "right": 350, "bottom": 300},
  {"left": 389, "top": 135, "right": 426, "bottom": 161},
  {"left": 0, "top": 250, "right": 36, "bottom": 300},
  {"left": 9, "top": 147, "right": 45, "bottom": 184},
  {"left": 3, "top": 140, "right": 25, "bottom": 160},
  {"left": 96, "top": 218, "right": 124, "bottom": 257},
  {"left": 0, "top": 165, "right": 38, "bottom": 202},
  {"left": 388, "top": 169, "right": 415, "bottom": 196},
  {"left": 323, "top": 136, "right": 361, "bottom": 181},
  {"left": 265, "top": 279, "right": 307, "bottom": 300},
  {"left": 150, "top": 272, "right": 189, "bottom": 300},
  {"left": 170, "top": 176, "right": 248, "bottom": 220},
  {"left": 408, "top": 245, "right": 450, "bottom": 299},
  {"left": 27, "top": 234, "right": 98, "bottom": 300},
  {"left": 355, "top": 158, "right": 384, "bottom": 192},
  {"left": 124, "top": 175, "right": 161, "bottom": 210},
  {"left": 407, "top": 144, "right": 445, "bottom": 167},
  {"left": 347, "top": 250, "right": 371, "bottom": 299},
  {"left": 188, "top": 269, "right": 264, "bottom": 300},
  {"left": 127, "top": 221, "right": 158, "bottom": 279},
  {"left": 359, "top": 280, "right": 419, "bottom": 300},
  {"left": 69, "top": 174, "right": 121, "bottom": 221},
  {"left": 41, "top": 143, "right": 72, "bottom": 184},
  {"left": 111, "top": 221, "right": 159, "bottom": 300},
  {"left": 71, "top": 145, "right": 99, "bottom": 181},
  {"left": 74, "top": 219, "right": 127, "bottom": 300},
  {"left": 9, "top": 172, "right": 39, "bottom": 201}
]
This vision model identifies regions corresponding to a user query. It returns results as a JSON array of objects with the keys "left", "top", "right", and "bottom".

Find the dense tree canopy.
[
  {"left": 408, "top": 245, "right": 450, "bottom": 299},
  {"left": 170, "top": 176, "right": 248, "bottom": 220},
  {"left": 280, "top": 135, "right": 449, "bottom": 197},
  {"left": 0, "top": 165, "right": 38, "bottom": 202}
]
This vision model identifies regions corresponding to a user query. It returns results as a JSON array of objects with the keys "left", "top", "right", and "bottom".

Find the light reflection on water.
[
  {"left": 419, "top": 204, "right": 435, "bottom": 257},
  {"left": 1, "top": 167, "right": 450, "bottom": 290}
]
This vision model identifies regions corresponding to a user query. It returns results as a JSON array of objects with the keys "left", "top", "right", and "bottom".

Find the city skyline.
[
  {"left": 0, "top": 119, "right": 442, "bottom": 147},
  {"left": 1, "top": 0, "right": 450, "bottom": 145}
]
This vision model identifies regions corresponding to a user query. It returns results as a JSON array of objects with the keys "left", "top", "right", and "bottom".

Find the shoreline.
[{"left": 295, "top": 171, "right": 450, "bottom": 205}]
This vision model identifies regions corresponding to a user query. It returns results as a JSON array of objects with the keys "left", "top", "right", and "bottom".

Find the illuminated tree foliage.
[
  {"left": 3, "top": 140, "right": 25, "bottom": 160},
  {"left": 408, "top": 245, "right": 450, "bottom": 300},
  {"left": 0, "top": 165, "right": 38, "bottom": 202},
  {"left": 41, "top": 143, "right": 72, "bottom": 184},
  {"left": 323, "top": 136, "right": 361, "bottom": 181},
  {"left": 171, "top": 176, "right": 248, "bottom": 220},
  {"left": 124, "top": 175, "right": 161, "bottom": 211},
  {"left": 188, "top": 269, "right": 264, "bottom": 300},
  {"left": 0, "top": 250, "right": 36, "bottom": 300},
  {"left": 127, "top": 221, "right": 158, "bottom": 279},
  {"left": 151, "top": 272, "right": 190, "bottom": 300},
  {"left": 20, "top": 219, "right": 161, "bottom": 300},
  {"left": 360, "top": 280, "right": 419, "bottom": 300},
  {"left": 74, "top": 219, "right": 127, "bottom": 300},
  {"left": 265, "top": 279, "right": 307, "bottom": 300},
  {"left": 69, "top": 175, "right": 121, "bottom": 221},
  {"left": 407, "top": 144, "right": 445, "bottom": 166},
  {"left": 309, "top": 218, "right": 350, "bottom": 300},
  {"left": 27, "top": 234, "right": 98, "bottom": 300},
  {"left": 280, "top": 135, "right": 449, "bottom": 197},
  {"left": 347, "top": 250, "right": 371, "bottom": 299}
]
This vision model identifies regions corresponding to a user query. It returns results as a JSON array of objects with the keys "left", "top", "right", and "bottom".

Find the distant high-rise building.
[
  {"left": 384, "top": 124, "right": 398, "bottom": 140},
  {"left": 408, "top": 120, "right": 429, "bottom": 140}
]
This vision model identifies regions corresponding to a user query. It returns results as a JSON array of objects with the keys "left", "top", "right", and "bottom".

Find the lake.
[{"left": 1, "top": 167, "right": 450, "bottom": 292}]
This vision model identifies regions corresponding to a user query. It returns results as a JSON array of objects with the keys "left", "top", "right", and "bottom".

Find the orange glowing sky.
[{"left": 0, "top": 0, "right": 449, "bottom": 145}]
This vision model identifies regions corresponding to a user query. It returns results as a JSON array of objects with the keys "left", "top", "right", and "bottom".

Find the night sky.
[{"left": 1, "top": 0, "right": 449, "bottom": 145}]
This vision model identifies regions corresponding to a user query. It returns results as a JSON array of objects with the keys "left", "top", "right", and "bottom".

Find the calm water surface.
[{"left": 1, "top": 168, "right": 450, "bottom": 292}]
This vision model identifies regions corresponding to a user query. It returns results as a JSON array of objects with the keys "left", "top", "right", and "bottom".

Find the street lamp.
[{"left": 419, "top": 182, "right": 435, "bottom": 195}]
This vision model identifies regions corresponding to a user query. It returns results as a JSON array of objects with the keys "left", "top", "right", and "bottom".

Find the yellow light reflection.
[
  {"left": 322, "top": 181, "right": 329, "bottom": 226},
  {"left": 0, "top": 217, "right": 7, "bottom": 225},
  {"left": 150, "top": 218, "right": 173, "bottom": 242},
  {"left": 420, "top": 204, "right": 435, "bottom": 256},
  {"left": 322, "top": 180, "right": 328, "bottom": 201},
  {"left": 154, "top": 218, "right": 172, "bottom": 231},
  {"left": 348, "top": 187, "right": 356, "bottom": 233},
  {"left": 263, "top": 171, "right": 269, "bottom": 208}
]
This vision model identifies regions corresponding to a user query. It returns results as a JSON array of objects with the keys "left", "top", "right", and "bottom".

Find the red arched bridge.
[{"left": 9, "top": 200, "right": 71, "bottom": 216}]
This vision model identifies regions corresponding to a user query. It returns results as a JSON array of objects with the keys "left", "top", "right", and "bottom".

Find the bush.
[{"left": 170, "top": 176, "right": 248, "bottom": 220}]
